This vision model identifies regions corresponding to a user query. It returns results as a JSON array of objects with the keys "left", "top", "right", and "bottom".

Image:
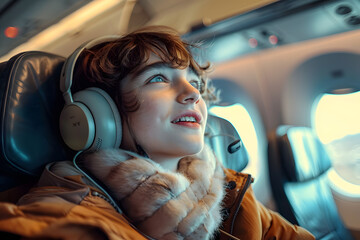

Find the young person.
[{"left": 0, "top": 26, "right": 314, "bottom": 240}]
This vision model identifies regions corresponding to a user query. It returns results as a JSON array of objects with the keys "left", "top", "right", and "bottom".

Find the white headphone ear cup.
[
  {"left": 88, "top": 87, "right": 122, "bottom": 149},
  {"left": 73, "top": 87, "right": 122, "bottom": 152},
  {"left": 59, "top": 102, "right": 95, "bottom": 151}
]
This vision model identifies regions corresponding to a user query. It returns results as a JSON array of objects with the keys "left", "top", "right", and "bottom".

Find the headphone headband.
[{"left": 60, "top": 35, "right": 121, "bottom": 103}]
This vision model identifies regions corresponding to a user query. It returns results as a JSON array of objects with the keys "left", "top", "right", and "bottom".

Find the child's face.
[{"left": 120, "top": 53, "right": 208, "bottom": 162}]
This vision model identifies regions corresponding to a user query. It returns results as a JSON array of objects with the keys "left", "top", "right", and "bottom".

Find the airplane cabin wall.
[
  {"left": 210, "top": 28, "right": 360, "bottom": 217},
  {"left": 256, "top": 29, "right": 360, "bottom": 129}
]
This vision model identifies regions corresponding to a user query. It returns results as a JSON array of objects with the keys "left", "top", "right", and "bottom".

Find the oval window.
[{"left": 313, "top": 91, "right": 360, "bottom": 188}]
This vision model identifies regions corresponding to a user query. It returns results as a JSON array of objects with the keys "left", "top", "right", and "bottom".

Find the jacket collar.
[{"left": 35, "top": 161, "right": 91, "bottom": 204}]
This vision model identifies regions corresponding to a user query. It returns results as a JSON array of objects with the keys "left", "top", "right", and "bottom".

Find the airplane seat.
[
  {"left": 205, "top": 114, "right": 248, "bottom": 172},
  {"left": 267, "top": 125, "right": 354, "bottom": 240},
  {"left": 0, "top": 51, "right": 71, "bottom": 203},
  {"left": 0, "top": 51, "right": 247, "bottom": 204}
]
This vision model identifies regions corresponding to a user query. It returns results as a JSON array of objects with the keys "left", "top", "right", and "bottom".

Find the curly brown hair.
[{"left": 72, "top": 26, "right": 217, "bottom": 114}]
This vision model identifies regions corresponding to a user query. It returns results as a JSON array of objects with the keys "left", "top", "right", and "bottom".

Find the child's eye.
[
  {"left": 148, "top": 75, "right": 167, "bottom": 83},
  {"left": 189, "top": 80, "right": 203, "bottom": 92}
]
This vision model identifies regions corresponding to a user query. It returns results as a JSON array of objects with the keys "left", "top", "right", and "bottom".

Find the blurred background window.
[{"left": 313, "top": 91, "right": 360, "bottom": 186}]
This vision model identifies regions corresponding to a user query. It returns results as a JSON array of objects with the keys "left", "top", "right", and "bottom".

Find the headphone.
[{"left": 59, "top": 36, "right": 122, "bottom": 152}]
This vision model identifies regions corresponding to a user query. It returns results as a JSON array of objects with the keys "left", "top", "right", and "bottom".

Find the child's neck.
[{"left": 150, "top": 155, "right": 181, "bottom": 172}]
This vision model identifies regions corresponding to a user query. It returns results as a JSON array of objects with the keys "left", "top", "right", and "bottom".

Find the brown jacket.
[
  {"left": 0, "top": 162, "right": 314, "bottom": 240},
  {"left": 220, "top": 168, "right": 314, "bottom": 239}
]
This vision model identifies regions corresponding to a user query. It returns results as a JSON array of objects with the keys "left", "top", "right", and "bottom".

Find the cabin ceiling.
[
  {"left": 0, "top": 0, "right": 92, "bottom": 56},
  {"left": 136, "top": 0, "right": 277, "bottom": 32},
  {"left": 0, "top": 0, "right": 276, "bottom": 58},
  {"left": 1, "top": 0, "right": 360, "bottom": 61},
  {"left": 183, "top": 0, "right": 360, "bottom": 63}
]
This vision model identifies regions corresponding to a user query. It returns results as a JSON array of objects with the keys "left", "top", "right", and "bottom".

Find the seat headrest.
[
  {"left": 0, "top": 52, "right": 69, "bottom": 181},
  {"left": 205, "top": 114, "right": 248, "bottom": 172},
  {"left": 276, "top": 125, "right": 331, "bottom": 182},
  {"left": 0, "top": 51, "right": 247, "bottom": 189}
]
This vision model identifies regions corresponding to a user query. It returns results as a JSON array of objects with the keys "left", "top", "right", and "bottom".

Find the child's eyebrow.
[
  {"left": 132, "top": 62, "right": 171, "bottom": 77},
  {"left": 131, "top": 62, "right": 200, "bottom": 79}
]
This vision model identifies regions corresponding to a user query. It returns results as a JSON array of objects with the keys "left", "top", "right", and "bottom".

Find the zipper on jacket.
[
  {"left": 91, "top": 191, "right": 122, "bottom": 213},
  {"left": 229, "top": 174, "right": 252, "bottom": 236}
]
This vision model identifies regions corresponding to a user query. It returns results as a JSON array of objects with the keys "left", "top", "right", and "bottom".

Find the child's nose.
[{"left": 176, "top": 79, "right": 200, "bottom": 104}]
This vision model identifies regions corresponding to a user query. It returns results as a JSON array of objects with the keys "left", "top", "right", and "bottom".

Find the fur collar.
[{"left": 82, "top": 148, "right": 225, "bottom": 240}]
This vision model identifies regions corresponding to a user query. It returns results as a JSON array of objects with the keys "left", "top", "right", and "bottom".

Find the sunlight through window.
[
  {"left": 314, "top": 92, "right": 360, "bottom": 144},
  {"left": 313, "top": 91, "right": 360, "bottom": 189}
]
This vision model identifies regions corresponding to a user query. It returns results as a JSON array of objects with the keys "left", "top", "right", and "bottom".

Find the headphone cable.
[{"left": 72, "top": 150, "right": 123, "bottom": 214}]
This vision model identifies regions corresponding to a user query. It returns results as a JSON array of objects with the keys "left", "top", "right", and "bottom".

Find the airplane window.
[
  {"left": 312, "top": 91, "right": 360, "bottom": 189},
  {"left": 209, "top": 103, "right": 258, "bottom": 176}
]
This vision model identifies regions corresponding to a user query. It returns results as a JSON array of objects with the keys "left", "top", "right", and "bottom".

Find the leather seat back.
[
  {"left": 206, "top": 115, "right": 248, "bottom": 172},
  {"left": 0, "top": 52, "right": 70, "bottom": 200},
  {"left": 268, "top": 126, "right": 353, "bottom": 239}
]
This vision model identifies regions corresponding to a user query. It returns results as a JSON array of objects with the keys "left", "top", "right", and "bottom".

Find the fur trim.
[{"left": 83, "top": 147, "right": 225, "bottom": 240}]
